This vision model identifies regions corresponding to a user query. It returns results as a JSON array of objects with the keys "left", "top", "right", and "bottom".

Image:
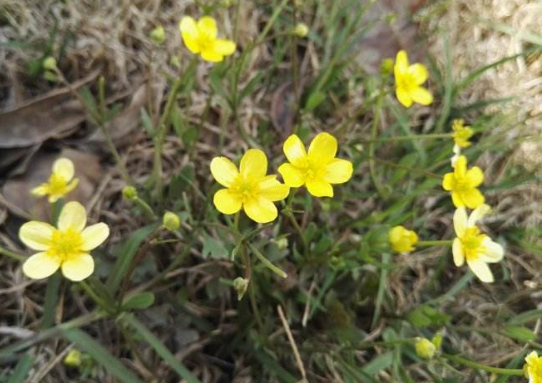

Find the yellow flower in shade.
[
  {"left": 452, "top": 119, "right": 473, "bottom": 149},
  {"left": 278, "top": 133, "right": 353, "bottom": 197},
  {"left": 31, "top": 158, "right": 79, "bottom": 203},
  {"left": 179, "top": 16, "right": 236, "bottom": 62},
  {"left": 524, "top": 351, "right": 542, "bottom": 383},
  {"left": 452, "top": 205, "right": 504, "bottom": 283},
  {"left": 389, "top": 225, "right": 418, "bottom": 253},
  {"left": 210, "top": 149, "right": 289, "bottom": 223},
  {"left": 20, "top": 201, "right": 109, "bottom": 282},
  {"left": 442, "top": 155, "right": 485, "bottom": 209},
  {"left": 394, "top": 50, "right": 433, "bottom": 108},
  {"left": 415, "top": 338, "right": 436, "bottom": 360}
]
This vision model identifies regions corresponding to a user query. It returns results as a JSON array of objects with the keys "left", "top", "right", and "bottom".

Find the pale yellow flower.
[
  {"left": 32, "top": 158, "right": 79, "bottom": 203},
  {"left": 20, "top": 201, "right": 109, "bottom": 281},
  {"left": 524, "top": 351, "right": 542, "bottom": 383},
  {"left": 179, "top": 16, "right": 236, "bottom": 62},
  {"left": 389, "top": 225, "right": 418, "bottom": 253},
  {"left": 442, "top": 155, "right": 485, "bottom": 209},
  {"left": 452, "top": 205, "right": 504, "bottom": 283},
  {"left": 394, "top": 50, "right": 433, "bottom": 108}
]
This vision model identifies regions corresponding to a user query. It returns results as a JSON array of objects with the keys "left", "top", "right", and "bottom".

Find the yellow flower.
[
  {"left": 452, "top": 119, "right": 473, "bottom": 149},
  {"left": 64, "top": 349, "right": 82, "bottom": 367},
  {"left": 179, "top": 16, "right": 236, "bottom": 62},
  {"left": 210, "top": 149, "right": 289, "bottom": 223},
  {"left": 389, "top": 225, "right": 418, "bottom": 253},
  {"left": 293, "top": 23, "right": 309, "bottom": 38},
  {"left": 452, "top": 205, "right": 504, "bottom": 283},
  {"left": 278, "top": 133, "right": 353, "bottom": 197},
  {"left": 394, "top": 50, "right": 433, "bottom": 108},
  {"left": 19, "top": 201, "right": 109, "bottom": 281},
  {"left": 442, "top": 155, "right": 485, "bottom": 209},
  {"left": 31, "top": 158, "right": 79, "bottom": 203},
  {"left": 524, "top": 351, "right": 542, "bottom": 383},
  {"left": 415, "top": 338, "right": 436, "bottom": 360}
]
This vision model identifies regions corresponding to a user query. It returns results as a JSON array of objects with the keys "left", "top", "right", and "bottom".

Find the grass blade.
[{"left": 7, "top": 354, "right": 34, "bottom": 383}]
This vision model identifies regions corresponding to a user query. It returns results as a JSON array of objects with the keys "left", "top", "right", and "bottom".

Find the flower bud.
[
  {"left": 122, "top": 186, "right": 138, "bottom": 201},
  {"left": 64, "top": 349, "right": 82, "bottom": 367},
  {"left": 233, "top": 277, "right": 249, "bottom": 301},
  {"left": 163, "top": 211, "right": 180, "bottom": 231},
  {"left": 293, "top": 23, "right": 309, "bottom": 38},
  {"left": 380, "top": 58, "right": 394, "bottom": 76},
  {"left": 43, "top": 57, "right": 58, "bottom": 71},
  {"left": 389, "top": 225, "right": 418, "bottom": 253},
  {"left": 150, "top": 26, "right": 166, "bottom": 44},
  {"left": 275, "top": 237, "right": 288, "bottom": 250},
  {"left": 415, "top": 337, "right": 436, "bottom": 360}
]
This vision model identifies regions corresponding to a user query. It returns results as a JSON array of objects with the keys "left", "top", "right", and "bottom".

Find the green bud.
[
  {"left": 415, "top": 337, "right": 436, "bottom": 360},
  {"left": 380, "top": 58, "right": 394, "bottom": 76},
  {"left": 122, "top": 186, "right": 138, "bottom": 201},
  {"left": 163, "top": 211, "right": 180, "bottom": 231},
  {"left": 43, "top": 56, "right": 57, "bottom": 71},
  {"left": 275, "top": 237, "right": 288, "bottom": 250},
  {"left": 431, "top": 332, "right": 443, "bottom": 349},
  {"left": 293, "top": 23, "right": 309, "bottom": 38},
  {"left": 169, "top": 55, "right": 182, "bottom": 68},
  {"left": 233, "top": 277, "right": 249, "bottom": 301},
  {"left": 150, "top": 26, "right": 166, "bottom": 44},
  {"left": 64, "top": 349, "right": 82, "bottom": 367},
  {"left": 220, "top": 0, "right": 235, "bottom": 7}
]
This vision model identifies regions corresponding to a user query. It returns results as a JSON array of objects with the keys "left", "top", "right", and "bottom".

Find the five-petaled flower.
[
  {"left": 278, "top": 132, "right": 353, "bottom": 197},
  {"left": 389, "top": 225, "right": 418, "bottom": 253},
  {"left": 20, "top": 201, "right": 110, "bottom": 281},
  {"left": 31, "top": 158, "right": 79, "bottom": 203},
  {"left": 179, "top": 16, "right": 236, "bottom": 62},
  {"left": 452, "top": 204, "right": 504, "bottom": 283},
  {"left": 394, "top": 50, "right": 433, "bottom": 108},
  {"left": 442, "top": 155, "right": 485, "bottom": 209},
  {"left": 211, "top": 149, "right": 289, "bottom": 223},
  {"left": 524, "top": 351, "right": 542, "bottom": 383}
]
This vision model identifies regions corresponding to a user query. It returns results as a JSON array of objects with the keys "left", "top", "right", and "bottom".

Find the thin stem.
[
  {"left": 368, "top": 84, "right": 388, "bottom": 198},
  {"left": 441, "top": 353, "right": 524, "bottom": 376},
  {"left": 354, "top": 133, "right": 453, "bottom": 144},
  {"left": 133, "top": 196, "right": 158, "bottom": 221},
  {"left": 79, "top": 281, "right": 108, "bottom": 310},
  {"left": 0, "top": 247, "right": 25, "bottom": 261},
  {"left": 248, "top": 243, "right": 287, "bottom": 278},
  {"left": 417, "top": 240, "right": 454, "bottom": 247}
]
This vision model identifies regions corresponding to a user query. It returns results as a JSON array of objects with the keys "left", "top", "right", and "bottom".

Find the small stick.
[{"left": 277, "top": 305, "right": 307, "bottom": 382}]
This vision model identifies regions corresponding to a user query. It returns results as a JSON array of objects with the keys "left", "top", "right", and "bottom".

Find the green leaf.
[
  {"left": 63, "top": 328, "right": 144, "bottom": 383},
  {"left": 408, "top": 305, "right": 451, "bottom": 328},
  {"left": 507, "top": 309, "right": 542, "bottom": 325},
  {"left": 121, "top": 314, "right": 202, "bottom": 383},
  {"left": 122, "top": 292, "right": 155, "bottom": 310},
  {"left": 7, "top": 354, "right": 34, "bottom": 383},
  {"left": 201, "top": 233, "right": 228, "bottom": 259},
  {"left": 502, "top": 325, "right": 536, "bottom": 343},
  {"left": 304, "top": 91, "right": 326, "bottom": 111},
  {"left": 140, "top": 107, "right": 154, "bottom": 137}
]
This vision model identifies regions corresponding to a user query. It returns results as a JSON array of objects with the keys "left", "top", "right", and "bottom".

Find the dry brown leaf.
[{"left": 2, "top": 148, "right": 102, "bottom": 221}]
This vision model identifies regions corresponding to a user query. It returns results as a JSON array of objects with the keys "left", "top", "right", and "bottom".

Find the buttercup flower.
[
  {"left": 211, "top": 149, "right": 289, "bottom": 223},
  {"left": 179, "top": 16, "right": 236, "bottom": 62},
  {"left": 452, "top": 205, "right": 504, "bottom": 283},
  {"left": 32, "top": 158, "right": 79, "bottom": 203},
  {"left": 442, "top": 155, "right": 485, "bottom": 209},
  {"left": 394, "top": 50, "right": 433, "bottom": 108},
  {"left": 278, "top": 133, "right": 353, "bottom": 197},
  {"left": 20, "top": 201, "right": 109, "bottom": 281},
  {"left": 524, "top": 351, "right": 542, "bottom": 383},
  {"left": 452, "top": 119, "right": 473, "bottom": 149},
  {"left": 389, "top": 225, "right": 418, "bottom": 253}
]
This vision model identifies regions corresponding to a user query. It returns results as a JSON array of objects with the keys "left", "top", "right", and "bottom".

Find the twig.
[{"left": 277, "top": 305, "right": 307, "bottom": 382}]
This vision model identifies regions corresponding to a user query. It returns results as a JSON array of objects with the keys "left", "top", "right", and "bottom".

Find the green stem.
[
  {"left": 133, "top": 196, "right": 158, "bottom": 221},
  {"left": 79, "top": 281, "right": 108, "bottom": 311},
  {"left": 417, "top": 240, "right": 453, "bottom": 247},
  {"left": 0, "top": 247, "right": 25, "bottom": 261},
  {"left": 441, "top": 353, "right": 524, "bottom": 376},
  {"left": 355, "top": 133, "right": 453, "bottom": 144},
  {"left": 41, "top": 273, "right": 61, "bottom": 329},
  {"left": 368, "top": 85, "right": 388, "bottom": 198},
  {"left": 247, "top": 243, "right": 287, "bottom": 279}
]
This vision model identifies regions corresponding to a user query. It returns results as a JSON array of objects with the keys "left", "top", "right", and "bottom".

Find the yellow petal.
[
  {"left": 467, "top": 259, "right": 494, "bottom": 283},
  {"left": 452, "top": 238, "right": 464, "bottom": 266},
  {"left": 481, "top": 238, "right": 504, "bottom": 263},
  {"left": 197, "top": 16, "right": 217, "bottom": 39},
  {"left": 308, "top": 132, "right": 337, "bottom": 161},
  {"left": 395, "top": 50, "right": 409, "bottom": 73},
  {"left": 212, "top": 39, "right": 236, "bottom": 55},
  {"left": 65, "top": 178, "right": 80, "bottom": 194},
  {"left": 210, "top": 157, "right": 239, "bottom": 187},
  {"left": 240, "top": 149, "right": 267, "bottom": 178},
  {"left": 410, "top": 87, "right": 433, "bottom": 105},
  {"left": 442, "top": 173, "right": 455, "bottom": 191},
  {"left": 306, "top": 180, "right": 333, "bottom": 197},
  {"left": 396, "top": 87, "right": 413, "bottom": 108},
  {"left": 454, "top": 156, "right": 467, "bottom": 177},
  {"left": 461, "top": 188, "right": 485, "bottom": 209},
  {"left": 22, "top": 252, "right": 60, "bottom": 279},
  {"left": 58, "top": 201, "right": 87, "bottom": 232},
  {"left": 451, "top": 191, "right": 465, "bottom": 208},
  {"left": 61, "top": 253, "right": 94, "bottom": 282},
  {"left": 53, "top": 158, "right": 74, "bottom": 181},
  {"left": 283, "top": 135, "right": 307, "bottom": 166},
  {"left": 278, "top": 163, "right": 305, "bottom": 187},
  {"left": 258, "top": 176, "right": 290, "bottom": 202},
  {"left": 407, "top": 63, "right": 428, "bottom": 84},
  {"left": 244, "top": 197, "right": 278, "bottom": 223},
  {"left": 19, "top": 221, "right": 55, "bottom": 251},
  {"left": 466, "top": 166, "right": 484, "bottom": 187},
  {"left": 31, "top": 184, "right": 49, "bottom": 196},
  {"left": 179, "top": 17, "right": 200, "bottom": 53},
  {"left": 453, "top": 207, "right": 467, "bottom": 237},
  {"left": 467, "top": 204, "right": 491, "bottom": 227},
  {"left": 525, "top": 351, "right": 539, "bottom": 365},
  {"left": 81, "top": 223, "right": 110, "bottom": 251},
  {"left": 213, "top": 189, "right": 242, "bottom": 215},
  {"left": 324, "top": 158, "right": 353, "bottom": 184},
  {"left": 201, "top": 49, "right": 224, "bottom": 62}
]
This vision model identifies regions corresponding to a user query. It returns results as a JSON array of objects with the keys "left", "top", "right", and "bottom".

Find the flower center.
[
  {"left": 396, "top": 73, "right": 418, "bottom": 92},
  {"left": 48, "top": 228, "right": 84, "bottom": 261},
  {"left": 460, "top": 227, "right": 487, "bottom": 261},
  {"left": 230, "top": 176, "right": 259, "bottom": 203},
  {"left": 303, "top": 158, "right": 325, "bottom": 182},
  {"left": 48, "top": 174, "right": 68, "bottom": 195}
]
